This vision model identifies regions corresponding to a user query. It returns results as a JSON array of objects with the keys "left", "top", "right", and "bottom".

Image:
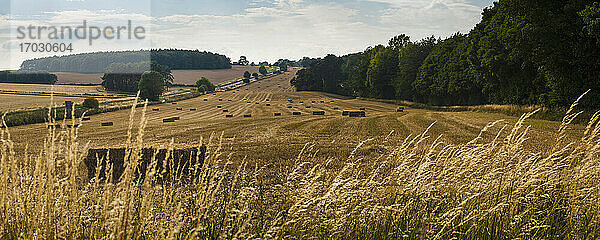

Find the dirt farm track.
[{"left": 9, "top": 68, "right": 583, "bottom": 163}]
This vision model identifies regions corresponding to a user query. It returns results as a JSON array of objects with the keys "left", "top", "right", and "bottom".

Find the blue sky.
[{"left": 0, "top": 0, "right": 495, "bottom": 69}]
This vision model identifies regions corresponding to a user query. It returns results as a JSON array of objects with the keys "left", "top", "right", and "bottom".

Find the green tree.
[
  {"left": 195, "top": 77, "right": 215, "bottom": 93},
  {"left": 82, "top": 98, "right": 100, "bottom": 109},
  {"left": 238, "top": 56, "right": 249, "bottom": 66},
  {"left": 366, "top": 46, "right": 398, "bottom": 99},
  {"left": 252, "top": 72, "right": 259, "bottom": 79},
  {"left": 138, "top": 71, "right": 165, "bottom": 101},
  {"left": 279, "top": 62, "right": 288, "bottom": 72},
  {"left": 344, "top": 53, "right": 371, "bottom": 97},
  {"left": 259, "top": 66, "right": 268, "bottom": 75},
  {"left": 151, "top": 62, "right": 174, "bottom": 89},
  {"left": 388, "top": 34, "right": 411, "bottom": 51},
  {"left": 243, "top": 71, "right": 251, "bottom": 79},
  {"left": 580, "top": 2, "right": 600, "bottom": 39},
  {"left": 414, "top": 34, "right": 482, "bottom": 105},
  {"left": 394, "top": 36, "right": 437, "bottom": 101}
]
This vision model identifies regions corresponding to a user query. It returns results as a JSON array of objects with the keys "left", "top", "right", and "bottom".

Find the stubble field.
[{"left": 2, "top": 67, "right": 598, "bottom": 239}]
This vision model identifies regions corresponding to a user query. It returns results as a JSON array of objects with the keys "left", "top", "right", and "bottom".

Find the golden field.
[{"left": 1, "top": 68, "right": 598, "bottom": 239}]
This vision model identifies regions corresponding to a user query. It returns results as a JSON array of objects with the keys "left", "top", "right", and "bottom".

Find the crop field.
[
  {"left": 0, "top": 83, "right": 110, "bottom": 95},
  {"left": 52, "top": 66, "right": 260, "bottom": 85},
  {"left": 3, "top": 68, "right": 598, "bottom": 239},
  {"left": 9, "top": 68, "right": 585, "bottom": 155},
  {"left": 0, "top": 93, "right": 85, "bottom": 112},
  {"left": 53, "top": 72, "right": 105, "bottom": 84},
  {"left": 171, "top": 65, "right": 260, "bottom": 85}
]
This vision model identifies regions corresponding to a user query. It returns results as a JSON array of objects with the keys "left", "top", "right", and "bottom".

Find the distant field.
[
  {"left": 171, "top": 66, "right": 260, "bottom": 85},
  {"left": 53, "top": 72, "right": 104, "bottom": 84},
  {"left": 0, "top": 83, "right": 106, "bottom": 95},
  {"left": 52, "top": 66, "right": 260, "bottom": 85},
  {"left": 0, "top": 94, "right": 84, "bottom": 112}
]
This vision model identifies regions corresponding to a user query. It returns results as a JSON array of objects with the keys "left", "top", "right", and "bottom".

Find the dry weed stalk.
[{"left": 0, "top": 94, "right": 598, "bottom": 239}]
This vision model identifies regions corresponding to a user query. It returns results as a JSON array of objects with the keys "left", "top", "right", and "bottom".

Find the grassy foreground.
[{"left": 0, "top": 96, "right": 599, "bottom": 239}]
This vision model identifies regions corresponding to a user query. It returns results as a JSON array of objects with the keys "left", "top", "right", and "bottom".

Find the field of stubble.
[{"left": 2, "top": 68, "right": 598, "bottom": 239}]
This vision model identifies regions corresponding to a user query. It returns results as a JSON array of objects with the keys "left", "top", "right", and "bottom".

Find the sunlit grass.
[{"left": 0, "top": 94, "right": 599, "bottom": 239}]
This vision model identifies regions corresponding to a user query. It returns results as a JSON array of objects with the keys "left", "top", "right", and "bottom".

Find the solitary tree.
[
  {"left": 138, "top": 71, "right": 165, "bottom": 101},
  {"left": 82, "top": 98, "right": 100, "bottom": 109},
  {"left": 195, "top": 77, "right": 215, "bottom": 93},
  {"left": 259, "top": 65, "right": 268, "bottom": 75},
  {"left": 243, "top": 71, "right": 251, "bottom": 79},
  {"left": 151, "top": 62, "right": 174, "bottom": 90},
  {"left": 252, "top": 72, "right": 259, "bottom": 79},
  {"left": 239, "top": 56, "right": 249, "bottom": 66}
]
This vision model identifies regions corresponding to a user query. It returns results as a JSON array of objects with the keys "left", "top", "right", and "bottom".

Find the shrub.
[
  {"left": 82, "top": 98, "right": 100, "bottom": 109},
  {"left": 259, "top": 65, "right": 268, "bottom": 75},
  {"left": 195, "top": 77, "right": 215, "bottom": 92}
]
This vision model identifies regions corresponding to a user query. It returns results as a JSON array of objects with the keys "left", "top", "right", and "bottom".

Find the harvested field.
[
  {"left": 0, "top": 83, "right": 106, "bottom": 95},
  {"left": 53, "top": 72, "right": 104, "bottom": 84},
  {"left": 8, "top": 67, "right": 584, "bottom": 156},
  {"left": 3, "top": 67, "right": 597, "bottom": 240},
  {"left": 0, "top": 94, "right": 85, "bottom": 111},
  {"left": 171, "top": 66, "right": 259, "bottom": 85}
]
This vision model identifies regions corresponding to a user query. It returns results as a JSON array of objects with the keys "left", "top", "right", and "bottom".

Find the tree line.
[
  {"left": 0, "top": 70, "right": 57, "bottom": 84},
  {"left": 291, "top": 0, "right": 600, "bottom": 108},
  {"left": 20, "top": 49, "right": 232, "bottom": 73},
  {"left": 101, "top": 62, "right": 173, "bottom": 96}
]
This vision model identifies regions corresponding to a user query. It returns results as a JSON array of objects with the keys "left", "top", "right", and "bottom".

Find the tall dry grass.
[{"left": 0, "top": 94, "right": 599, "bottom": 239}]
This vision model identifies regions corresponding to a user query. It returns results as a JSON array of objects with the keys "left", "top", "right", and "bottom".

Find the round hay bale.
[
  {"left": 243, "top": 114, "right": 252, "bottom": 118},
  {"left": 101, "top": 122, "right": 114, "bottom": 126},
  {"left": 313, "top": 111, "right": 325, "bottom": 115},
  {"left": 292, "top": 112, "right": 302, "bottom": 116},
  {"left": 82, "top": 117, "right": 91, "bottom": 121},
  {"left": 223, "top": 109, "right": 229, "bottom": 113},
  {"left": 274, "top": 113, "right": 282, "bottom": 116},
  {"left": 226, "top": 115, "right": 234, "bottom": 118}
]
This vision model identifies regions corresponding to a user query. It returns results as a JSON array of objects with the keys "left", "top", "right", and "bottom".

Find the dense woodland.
[
  {"left": 291, "top": 0, "right": 600, "bottom": 108},
  {"left": 102, "top": 62, "right": 173, "bottom": 93},
  {"left": 21, "top": 49, "right": 231, "bottom": 73},
  {"left": 0, "top": 70, "right": 57, "bottom": 84}
]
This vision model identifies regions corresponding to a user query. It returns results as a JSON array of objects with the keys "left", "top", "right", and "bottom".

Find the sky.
[{"left": 0, "top": 0, "right": 495, "bottom": 70}]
